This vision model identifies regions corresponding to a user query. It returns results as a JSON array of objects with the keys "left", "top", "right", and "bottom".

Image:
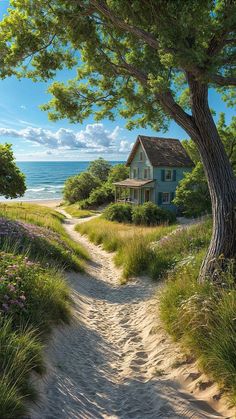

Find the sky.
[{"left": 0, "top": 1, "right": 234, "bottom": 162}]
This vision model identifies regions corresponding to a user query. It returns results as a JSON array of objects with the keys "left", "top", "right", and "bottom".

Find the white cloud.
[
  {"left": 20, "top": 105, "right": 27, "bottom": 110},
  {"left": 0, "top": 123, "right": 130, "bottom": 155}
]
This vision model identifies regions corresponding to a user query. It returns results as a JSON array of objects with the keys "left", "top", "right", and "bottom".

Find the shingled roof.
[{"left": 127, "top": 136, "right": 194, "bottom": 168}]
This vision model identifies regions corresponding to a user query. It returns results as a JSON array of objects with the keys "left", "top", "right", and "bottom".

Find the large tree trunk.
[
  {"left": 187, "top": 75, "right": 236, "bottom": 282},
  {"left": 160, "top": 77, "right": 236, "bottom": 282}
]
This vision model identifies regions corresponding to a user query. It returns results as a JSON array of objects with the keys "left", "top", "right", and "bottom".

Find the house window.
[
  {"left": 165, "top": 169, "right": 173, "bottom": 181},
  {"left": 139, "top": 151, "right": 143, "bottom": 161},
  {"left": 133, "top": 168, "right": 137, "bottom": 178},
  {"left": 144, "top": 167, "right": 151, "bottom": 179},
  {"left": 162, "top": 192, "right": 170, "bottom": 204}
]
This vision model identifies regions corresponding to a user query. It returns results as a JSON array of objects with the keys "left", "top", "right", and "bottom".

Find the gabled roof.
[{"left": 127, "top": 136, "right": 194, "bottom": 168}]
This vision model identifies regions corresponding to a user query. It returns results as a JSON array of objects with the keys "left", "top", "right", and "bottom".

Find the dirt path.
[{"left": 30, "top": 213, "right": 233, "bottom": 419}]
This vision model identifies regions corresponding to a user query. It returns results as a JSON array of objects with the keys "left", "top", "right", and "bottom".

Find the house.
[{"left": 113, "top": 136, "right": 194, "bottom": 212}]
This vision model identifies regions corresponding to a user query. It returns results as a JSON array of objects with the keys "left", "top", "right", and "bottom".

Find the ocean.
[{"left": 2, "top": 161, "right": 123, "bottom": 201}]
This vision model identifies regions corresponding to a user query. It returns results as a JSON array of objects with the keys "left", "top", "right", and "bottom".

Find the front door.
[{"left": 144, "top": 189, "right": 150, "bottom": 202}]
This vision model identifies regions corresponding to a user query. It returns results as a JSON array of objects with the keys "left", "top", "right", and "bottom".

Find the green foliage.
[
  {"left": 177, "top": 113, "right": 236, "bottom": 217},
  {"left": 0, "top": 251, "right": 71, "bottom": 417},
  {"left": 86, "top": 183, "right": 114, "bottom": 208},
  {"left": 132, "top": 202, "right": 176, "bottom": 226},
  {"left": 174, "top": 163, "right": 211, "bottom": 217},
  {"left": 88, "top": 158, "right": 112, "bottom": 182},
  {"left": 0, "top": 144, "right": 26, "bottom": 199},
  {"left": 64, "top": 172, "right": 100, "bottom": 204},
  {"left": 160, "top": 253, "right": 236, "bottom": 403},
  {"left": 62, "top": 204, "right": 94, "bottom": 218},
  {"left": 103, "top": 203, "right": 132, "bottom": 223},
  {"left": 0, "top": 203, "right": 88, "bottom": 270},
  {"left": 107, "top": 164, "right": 129, "bottom": 183},
  {"left": 0, "top": 319, "right": 43, "bottom": 418}
]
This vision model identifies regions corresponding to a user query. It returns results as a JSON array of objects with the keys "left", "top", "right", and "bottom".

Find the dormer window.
[{"left": 139, "top": 151, "right": 143, "bottom": 161}]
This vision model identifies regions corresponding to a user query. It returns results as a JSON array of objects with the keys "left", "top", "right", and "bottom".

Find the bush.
[
  {"left": 88, "top": 158, "right": 112, "bottom": 182},
  {"left": 132, "top": 202, "right": 176, "bottom": 226},
  {"left": 63, "top": 172, "right": 100, "bottom": 204},
  {"left": 107, "top": 163, "right": 129, "bottom": 183},
  {"left": 103, "top": 203, "right": 132, "bottom": 223},
  {"left": 87, "top": 183, "right": 114, "bottom": 207}
]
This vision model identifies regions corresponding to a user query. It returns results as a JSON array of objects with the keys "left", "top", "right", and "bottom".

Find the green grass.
[
  {"left": 63, "top": 203, "right": 95, "bottom": 218},
  {"left": 76, "top": 217, "right": 176, "bottom": 278},
  {"left": 0, "top": 203, "right": 89, "bottom": 270},
  {"left": 0, "top": 252, "right": 71, "bottom": 417},
  {"left": 160, "top": 251, "right": 236, "bottom": 404}
]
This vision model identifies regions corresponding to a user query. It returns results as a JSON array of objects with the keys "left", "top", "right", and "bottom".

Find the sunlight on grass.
[{"left": 63, "top": 203, "right": 95, "bottom": 218}]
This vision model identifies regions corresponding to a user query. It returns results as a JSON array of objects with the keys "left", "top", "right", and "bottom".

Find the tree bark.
[
  {"left": 186, "top": 75, "right": 236, "bottom": 282},
  {"left": 159, "top": 77, "right": 236, "bottom": 282}
]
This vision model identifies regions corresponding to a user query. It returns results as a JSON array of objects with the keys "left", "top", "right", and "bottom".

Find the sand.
[{"left": 28, "top": 210, "right": 235, "bottom": 419}]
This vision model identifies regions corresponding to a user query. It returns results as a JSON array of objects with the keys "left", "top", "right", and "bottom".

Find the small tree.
[
  {"left": 107, "top": 163, "right": 129, "bottom": 183},
  {"left": 0, "top": 144, "right": 26, "bottom": 199},
  {"left": 64, "top": 172, "right": 100, "bottom": 204},
  {"left": 88, "top": 158, "right": 112, "bottom": 182},
  {"left": 174, "top": 163, "right": 211, "bottom": 217}
]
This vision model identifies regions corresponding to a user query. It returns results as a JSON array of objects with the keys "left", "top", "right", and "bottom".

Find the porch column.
[{"left": 114, "top": 186, "right": 117, "bottom": 202}]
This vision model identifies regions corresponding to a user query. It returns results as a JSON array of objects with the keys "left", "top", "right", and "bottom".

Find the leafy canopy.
[
  {"left": 63, "top": 172, "right": 100, "bottom": 204},
  {"left": 0, "top": 1, "right": 235, "bottom": 135},
  {"left": 175, "top": 113, "right": 236, "bottom": 216},
  {"left": 88, "top": 158, "right": 112, "bottom": 182},
  {"left": 0, "top": 144, "right": 26, "bottom": 199}
]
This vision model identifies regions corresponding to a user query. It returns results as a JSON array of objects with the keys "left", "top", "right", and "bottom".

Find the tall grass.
[
  {"left": 0, "top": 252, "right": 71, "bottom": 417},
  {"left": 63, "top": 203, "right": 95, "bottom": 218},
  {"left": 0, "top": 203, "right": 89, "bottom": 270},
  {"left": 76, "top": 217, "right": 176, "bottom": 277},
  {"left": 160, "top": 251, "right": 236, "bottom": 404},
  {"left": 77, "top": 217, "right": 212, "bottom": 279}
]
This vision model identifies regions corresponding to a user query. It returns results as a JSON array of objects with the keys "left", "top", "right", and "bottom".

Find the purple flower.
[
  {"left": 7, "top": 284, "right": 16, "bottom": 292},
  {"left": 2, "top": 303, "right": 9, "bottom": 311}
]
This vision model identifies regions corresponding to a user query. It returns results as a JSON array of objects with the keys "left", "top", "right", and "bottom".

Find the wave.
[{"left": 27, "top": 185, "right": 64, "bottom": 193}]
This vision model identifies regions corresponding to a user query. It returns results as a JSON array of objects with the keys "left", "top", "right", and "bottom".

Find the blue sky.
[{"left": 0, "top": 1, "right": 234, "bottom": 162}]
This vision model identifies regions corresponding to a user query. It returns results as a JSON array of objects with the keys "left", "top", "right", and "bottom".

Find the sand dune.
[{"left": 29, "top": 212, "right": 235, "bottom": 419}]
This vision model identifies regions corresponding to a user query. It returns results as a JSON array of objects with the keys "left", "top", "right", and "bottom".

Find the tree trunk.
[
  {"left": 160, "top": 77, "right": 236, "bottom": 282},
  {"left": 187, "top": 75, "right": 236, "bottom": 282}
]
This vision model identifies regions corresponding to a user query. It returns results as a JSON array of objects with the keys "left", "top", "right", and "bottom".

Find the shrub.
[
  {"left": 132, "top": 202, "right": 176, "bottom": 226},
  {"left": 88, "top": 158, "right": 112, "bottom": 182},
  {"left": 87, "top": 183, "right": 114, "bottom": 207},
  {"left": 63, "top": 172, "right": 100, "bottom": 204},
  {"left": 103, "top": 203, "right": 132, "bottom": 223},
  {"left": 107, "top": 163, "right": 129, "bottom": 183}
]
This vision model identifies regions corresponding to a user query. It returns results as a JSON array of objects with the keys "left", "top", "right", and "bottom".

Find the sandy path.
[{"left": 29, "top": 213, "right": 233, "bottom": 419}]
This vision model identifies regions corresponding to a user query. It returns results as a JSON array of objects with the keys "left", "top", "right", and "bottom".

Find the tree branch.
[
  {"left": 88, "top": 0, "right": 159, "bottom": 49},
  {"left": 210, "top": 74, "right": 236, "bottom": 86}
]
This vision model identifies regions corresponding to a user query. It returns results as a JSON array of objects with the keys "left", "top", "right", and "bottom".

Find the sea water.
[{"left": 1, "top": 161, "right": 123, "bottom": 201}]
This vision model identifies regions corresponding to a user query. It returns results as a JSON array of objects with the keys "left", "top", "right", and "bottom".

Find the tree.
[
  {"left": 0, "top": 1, "right": 235, "bottom": 281},
  {"left": 174, "top": 163, "right": 211, "bottom": 217},
  {"left": 0, "top": 144, "right": 26, "bottom": 199},
  {"left": 175, "top": 114, "right": 236, "bottom": 216},
  {"left": 64, "top": 172, "right": 100, "bottom": 203},
  {"left": 88, "top": 158, "right": 112, "bottom": 182},
  {"left": 107, "top": 163, "right": 129, "bottom": 183}
]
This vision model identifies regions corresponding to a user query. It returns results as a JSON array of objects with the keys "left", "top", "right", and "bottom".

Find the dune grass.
[
  {"left": 63, "top": 203, "right": 95, "bottom": 218},
  {"left": 160, "top": 250, "right": 236, "bottom": 404},
  {"left": 76, "top": 217, "right": 176, "bottom": 278},
  {"left": 0, "top": 251, "right": 71, "bottom": 418},
  {"left": 77, "top": 217, "right": 212, "bottom": 279},
  {"left": 0, "top": 203, "right": 89, "bottom": 270}
]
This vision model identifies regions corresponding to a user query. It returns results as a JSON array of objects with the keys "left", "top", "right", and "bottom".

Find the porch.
[{"left": 113, "top": 179, "right": 155, "bottom": 205}]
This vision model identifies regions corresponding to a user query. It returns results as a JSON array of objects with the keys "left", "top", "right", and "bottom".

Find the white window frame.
[
  {"left": 162, "top": 192, "right": 170, "bottom": 204},
  {"left": 132, "top": 168, "right": 137, "bottom": 178},
  {"left": 139, "top": 151, "right": 143, "bottom": 161},
  {"left": 165, "top": 169, "right": 173, "bottom": 181},
  {"left": 144, "top": 167, "right": 151, "bottom": 179}
]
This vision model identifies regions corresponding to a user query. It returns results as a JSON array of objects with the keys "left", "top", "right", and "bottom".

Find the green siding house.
[{"left": 114, "top": 136, "right": 194, "bottom": 212}]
